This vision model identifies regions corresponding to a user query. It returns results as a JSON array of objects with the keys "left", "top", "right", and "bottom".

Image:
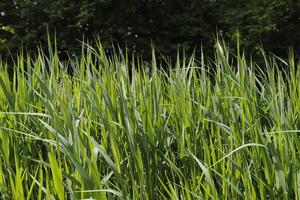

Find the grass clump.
[{"left": 0, "top": 40, "right": 300, "bottom": 199}]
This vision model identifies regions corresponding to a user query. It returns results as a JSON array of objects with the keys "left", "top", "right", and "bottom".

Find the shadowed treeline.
[{"left": 1, "top": 0, "right": 300, "bottom": 61}]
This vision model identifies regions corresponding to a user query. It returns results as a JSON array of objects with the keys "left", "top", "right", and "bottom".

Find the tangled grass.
[{"left": 0, "top": 40, "right": 299, "bottom": 199}]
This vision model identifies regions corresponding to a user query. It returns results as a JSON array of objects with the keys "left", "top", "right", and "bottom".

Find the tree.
[
  {"left": 0, "top": 0, "right": 299, "bottom": 61},
  {"left": 217, "top": 0, "right": 300, "bottom": 58}
]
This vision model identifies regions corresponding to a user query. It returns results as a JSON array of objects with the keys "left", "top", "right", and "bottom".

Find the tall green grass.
[{"left": 0, "top": 40, "right": 300, "bottom": 199}]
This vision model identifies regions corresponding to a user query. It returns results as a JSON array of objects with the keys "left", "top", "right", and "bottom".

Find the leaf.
[
  {"left": 48, "top": 152, "right": 65, "bottom": 200},
  {"left": 187, "top": 149, "right": 216, "bottom": 191}
]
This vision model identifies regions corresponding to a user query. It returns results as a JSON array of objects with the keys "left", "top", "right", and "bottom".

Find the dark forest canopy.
[{"left": 0, "top": 0, "right": 300, "bottom": 60}]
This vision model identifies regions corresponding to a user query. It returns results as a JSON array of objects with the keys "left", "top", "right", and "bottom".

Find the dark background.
[{"left": 1, "top": 0, "right": 300, "bottom": 61}]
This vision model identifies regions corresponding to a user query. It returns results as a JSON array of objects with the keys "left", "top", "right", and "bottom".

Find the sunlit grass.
[{"left": 0, "top": 39, "right": 300, "bottom": 199}]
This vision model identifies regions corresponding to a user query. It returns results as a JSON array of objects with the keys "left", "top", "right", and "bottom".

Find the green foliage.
[
  {"left": 217, "top": 0, "right": 300, "bottom": 57},
  {"left": 0, "top": 40, "right": 300, "bottom": 199},
  {"left": 1, "top": 0, "right": 299, "bottom": 60}
]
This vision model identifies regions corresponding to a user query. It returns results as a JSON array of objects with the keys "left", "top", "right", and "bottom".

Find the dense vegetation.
[
  {"left": 1, "top": 1, "right": 300, "bottom": 199},
  {"left": 1, "top": 0, "right": 300, "bottom": 59},
  {"left": 0, "top": 40, "right": 299, "bottom": 199}
]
